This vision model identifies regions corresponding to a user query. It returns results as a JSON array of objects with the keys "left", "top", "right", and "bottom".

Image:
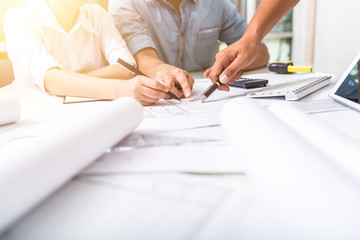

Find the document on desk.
[
  {"left": 138, "top": 73, "right": 326, "bottom": 133},
  {"left": 222, "top": 97, "right": 360, "bottom": 185},
  {"left": 3, "top": 174, "right": 253, "bottom": 240},
  {"left": 0, "top": 98, "right": 143, "bottom": 233},
  {"left": 220, "top": 99, "right": 360, "bottom": 240},
  {"left": 82, "top": 126, "right": 246, "bottom": 175},
  {"left": 138, "top": 78, "right": 250, "bottom": 133},
  {"left": 289, "top": 98, "right": 349, "bottom": 114},
  {"left": 307, "top": 109, "right": 360, "bottom": 144},
  {"left": 288, "top": 99, "right": 360, "bottom": 145},
  {"left": 81, "top": 79, "right": 248, "bottom": 175}
]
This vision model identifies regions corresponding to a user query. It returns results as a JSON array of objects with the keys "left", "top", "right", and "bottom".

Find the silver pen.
[{"left": 200, "top": 80, "right": 222, "bottom": 103}]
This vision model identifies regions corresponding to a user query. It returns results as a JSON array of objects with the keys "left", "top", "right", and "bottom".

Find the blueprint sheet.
[
  {"left": 83, "top": 79, "right": 249, "bottom": 174},
  {"left": 2, "top": 174, "right": 253, "bottom": 240}
]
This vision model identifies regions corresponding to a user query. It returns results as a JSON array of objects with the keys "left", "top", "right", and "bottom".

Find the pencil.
[{"left": 117, "top": 58, "right": 181, "bottom": 102}]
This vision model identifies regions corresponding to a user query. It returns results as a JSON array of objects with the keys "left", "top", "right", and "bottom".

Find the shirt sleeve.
[
  {"left": 4, "top": 8, "right": 61, "bottom": 92},
  {"left": 219, "top": 1, "right": 264, "bottom": 46},
  {"left": 96, "top": 6, "right": 136, "bottom": 67},
  {"left": 108, "top": 0, "right": 158, "bottom": 56}
]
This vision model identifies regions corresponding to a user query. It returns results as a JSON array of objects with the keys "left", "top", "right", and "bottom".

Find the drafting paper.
[
  {"left": 221, "top": 98, "right": 360, "bottom": 239},
  {"left": 0, "top": 98, "right": 143, "bottom": 232},
  {"left": 268, "top": 101, "right": 360, "bottom": 184},
  {"left": 137, "top": 79, "right": 249, "bottom": 134},
  {"left": 83, "top": 138, "right": 245, "bottom": 174},
  {"left": 2, "top": 174, "right": 253, "bottom": 240},
  {"left": 289, "top": 98, "right": 348, "bottom": 114},
  {"left": 0, "top": 94, "right": 20, "bottom": 126},
  {"left": 83, "top": 79, "right": 250, "bottom": 174},
  {"left": 83, "top": 123, "right": 246, "bottom": 175},
  {"left": 308, "top": 109, "right": 360, "bottom": 144}
]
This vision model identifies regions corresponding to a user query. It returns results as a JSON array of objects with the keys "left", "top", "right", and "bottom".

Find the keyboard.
[{"left": 246, "top": 76, "right": 332, "bottom": 101}]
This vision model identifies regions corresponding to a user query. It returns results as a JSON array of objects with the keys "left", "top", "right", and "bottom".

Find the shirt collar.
[
  {"left": 76, "top": 4, "right": 100, "bottom": 35},
  {"left": 37, "top": 0, "right": 99, "bottom": 35}
]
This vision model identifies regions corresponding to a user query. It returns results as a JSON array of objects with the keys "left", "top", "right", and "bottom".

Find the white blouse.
[{"left": 4, "top": 0, "right": 135, "bottom": 91}]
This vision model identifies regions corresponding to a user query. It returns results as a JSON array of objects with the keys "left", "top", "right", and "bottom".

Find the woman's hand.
[{"left": 122, "top": 75, "right": 170, "bottom": 106}]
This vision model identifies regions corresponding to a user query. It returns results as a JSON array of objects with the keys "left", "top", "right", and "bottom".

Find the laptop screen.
[{"left": 335, "top": 60, "right": 360, "bottom": 103}]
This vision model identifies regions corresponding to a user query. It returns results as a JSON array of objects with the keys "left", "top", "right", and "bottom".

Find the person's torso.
[
  {"left": 133, "top": 0, "right": 226, "bottom": 71},
  {"left": 26, "top": 0, "right": 108, "bottom": 72}
]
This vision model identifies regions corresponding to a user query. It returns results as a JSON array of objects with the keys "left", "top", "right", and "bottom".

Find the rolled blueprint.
[
  {"left": 0, "top": 93, "right": 20, "bottom": 126},
  {"left": 0, "top": 97, "right": 143, "bottom": 233},
  {"left": 221, "top": 98, "right": 360, "bottom": 239},
  {"left": 268, "top": 102, "right": 360, "bottom": 184}
]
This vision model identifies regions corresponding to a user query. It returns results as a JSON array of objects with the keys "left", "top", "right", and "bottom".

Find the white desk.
[{"left": 1, "top": 71, "right": 360, "bottom": 240}]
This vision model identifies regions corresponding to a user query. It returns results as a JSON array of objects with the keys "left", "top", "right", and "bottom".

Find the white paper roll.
[
  {"left": 268, "top": 102, "right": 360, "bottom": 184},
  {"left": 221, "top": 98, "right": 329, "bottom": 188},
  {"left": 221, "top": 98, "right": 360, "bottom": 239},
  {"left": 0, "top": 93, "right": 20, "bottom": 126},
  {"left": 0, "top": 97, "right": 143, "bottom": 232}
]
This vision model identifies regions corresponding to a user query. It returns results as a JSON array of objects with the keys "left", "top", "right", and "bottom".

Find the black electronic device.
[{"left": 228, "top": 78, "right": 268, "bottom": 89}]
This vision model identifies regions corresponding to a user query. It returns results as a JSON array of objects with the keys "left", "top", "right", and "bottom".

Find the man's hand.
[
  {"left": 135, "top": 48, "right": 194, "bottom": 99},
  {"left": 203, "top": 67, "right": 230, "bottom": 91},
  {"left": 207, "top": 0, "right": 299, "bottom": 87},
  {"left": 152, "top": 63, "right": 195, "bottom": 99},
  {"left": 123, "top": 75, "right": 170, "bottom": 106},
  {"left": 208, "top": 38, "right": 259, "bottom": 86}
]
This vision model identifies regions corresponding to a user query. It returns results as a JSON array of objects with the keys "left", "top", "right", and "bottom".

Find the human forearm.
[
  {"left": 44, "top": 68, "right": 170, "bottom": 105},
  {"left": 134, "top": 48, "right": 165, "bottom": 78},
  {"left": 244, "top": 0, "right": 299, "bottom": 44},
  {"left": 44, "top": 68, "right": 125, "bottom": 99},
  {"left": 84, "top": 65, "right": 135, "bottom": 79},
  {"left": 208, "top": 0, "right": 299, "bottom": 84},
  {"left": 243, "top": 45, "right": 270, "bottom": 70}
]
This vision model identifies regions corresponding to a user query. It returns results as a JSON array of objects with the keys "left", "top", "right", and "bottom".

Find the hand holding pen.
[
  {"left": 200, "top": 80, "right": 222, "bottom": 102},
  {"left": 200, "top": 67, "right": 232, "bottom": 102},
  {"left": 117, "top": 58, "right": 181, "bottom": 102}
]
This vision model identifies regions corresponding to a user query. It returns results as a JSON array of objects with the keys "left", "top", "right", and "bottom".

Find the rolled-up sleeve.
[
  {"left": 97, "top": 7, "right": 136, "bottom": 66},
  {"left": 108, "top": 0, "right": 157, "bottom": 56},
  {"left": 219, "top": 1, "right": 248, "bottom": 45},
  {"left": 4, "top": 9, "right": 60, "bottom": 92}
]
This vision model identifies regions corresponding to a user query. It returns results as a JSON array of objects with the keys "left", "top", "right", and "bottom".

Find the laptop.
[{"left": 329, "top": 50, "right": 360, "bottom": 111}]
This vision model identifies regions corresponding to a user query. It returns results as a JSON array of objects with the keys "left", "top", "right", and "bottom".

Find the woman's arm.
[
  {"left": 83, "top": 65, "right": 134, "bottom": 79},
  {"left": 45, "top": 68, "right": 170, "bottom": 106}
]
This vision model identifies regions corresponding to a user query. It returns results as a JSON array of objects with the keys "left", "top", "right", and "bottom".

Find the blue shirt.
[{"left": 109, "top": 0, "right": 249, "bottom": 71}]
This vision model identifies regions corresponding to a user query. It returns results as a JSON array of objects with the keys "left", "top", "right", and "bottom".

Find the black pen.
[
  {"left": 117, "top": 58, "right": 181, "bottom": 102},
  {"left": 200, "top": 80, "right": 222, "bottom": 103}
]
